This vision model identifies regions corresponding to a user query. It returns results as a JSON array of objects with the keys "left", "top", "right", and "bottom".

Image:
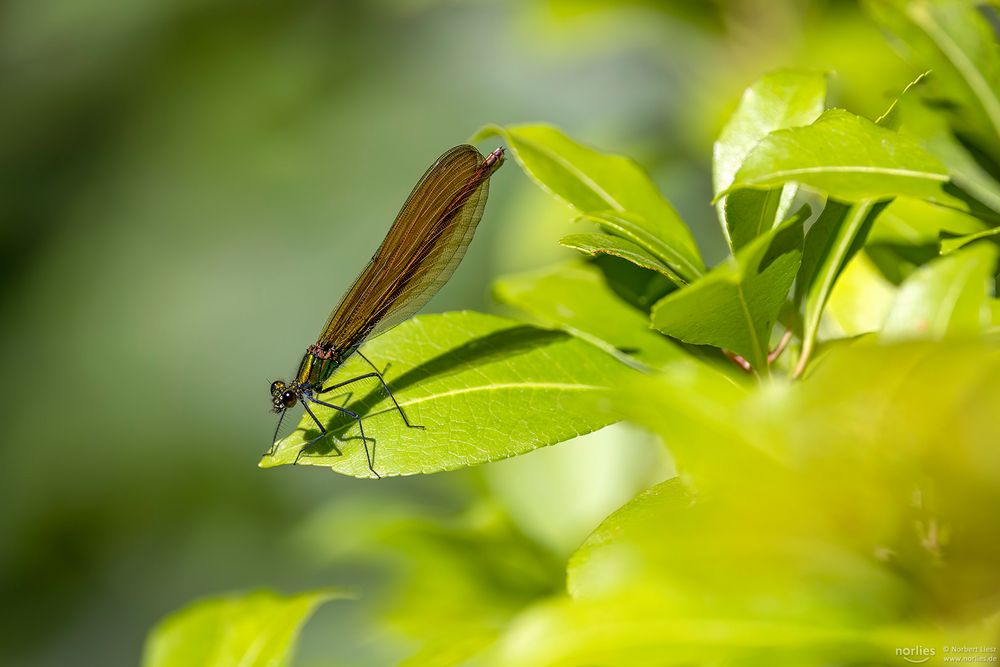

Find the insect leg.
[
  {"left": 265, "top": 409, "right": 287, "bottom": 457},
  {"left": 319, "top": 368, "right": 424, "bottom": 430},
  {"left": 358, "top": 351, "right": 422, "bottom": 428},
  {"left": 308, "top": 397, "right": 380, "bottom": 479},
  {"left": 358, "top": 350, "right": 390, "bottom": 376},
  {"left": 294, "top": 400, "right": 341, "bottom": 464}
]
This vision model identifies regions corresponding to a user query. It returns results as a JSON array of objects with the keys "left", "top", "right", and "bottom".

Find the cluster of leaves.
[{"left": 145, "top": 1, "right": 1000, "bottom": 665}]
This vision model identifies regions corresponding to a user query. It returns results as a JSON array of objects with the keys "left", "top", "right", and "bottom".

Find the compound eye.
[
  {"left": 282, "top": 391, "right": 297, "bottom": 407},
  {"left": 270, "top": 381, "right": 285, "bottom": 395}
]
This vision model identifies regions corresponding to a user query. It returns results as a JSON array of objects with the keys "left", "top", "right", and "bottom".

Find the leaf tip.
[{"left": 257, "top": 455, "right": 280, "bottom": 469}]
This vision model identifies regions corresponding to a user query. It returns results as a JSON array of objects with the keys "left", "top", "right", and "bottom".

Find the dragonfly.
[{"left": 268, "top": 144, "right": 505, "bottom": 477}]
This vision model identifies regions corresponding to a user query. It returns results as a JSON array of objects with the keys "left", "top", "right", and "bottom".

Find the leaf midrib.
[
  {"left": 398, "top": 381, "right": 608, "bottom": 407},
  {"left": 309, "top": 381, "right": 608, "bottom": 418},
  {"left": 734, "top": 279, "right": 765, "bottom": 373},
  {"left": 742, "top": 165, "right": 949, "bottom": 185}
]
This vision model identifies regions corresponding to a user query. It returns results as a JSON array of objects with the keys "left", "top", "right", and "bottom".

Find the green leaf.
[
  {"left": 714, "top": 70, "right": 827, "bottom": 250},
  {"left": 493, "top": 261, "right": 687, "bottom": 370},
  {"left": 651, "top": 207, "right": 808, "bottom": 373},
  {"left": 940, "top": 226, "right": 1000, "bottom": 254},
  {"left": 260, "top": 312, "right": 629, "bottom": 477},
  {"left": 578, "top": 210, "right": 702, "bottom": 283},
  {"left": 724, "top": 108, "right": 952, "bottom": 203},
  {"left": 864, "top": 0, "right": 1000, "bottom": 162},
  {"left": 141, "top": 590, "right": 338, "bottom": 667},
  {"left": 559, "top": 231, "right": 676, "bottom": 279},
  {"left": 722, "top": 188, "right": 795, "bottom": 251},
  {"left": 473, "top": 123, "right": 704, "bottom": 282},
  {"left": 714, "top": 70, "right": 828, "bottom": 196},
  {"left": 881, "top": 242, "right": 998, "bottom": 340},
  {"left": 567, "top": 478, "right": 693, "bottom": 599},
  {"left": 794, "top": 199, "right": 890, "bottom": 377}
]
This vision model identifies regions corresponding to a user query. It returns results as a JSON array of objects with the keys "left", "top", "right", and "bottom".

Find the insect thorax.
[{"left": 296, "top": 344, "right": 340, "bottom": 387}]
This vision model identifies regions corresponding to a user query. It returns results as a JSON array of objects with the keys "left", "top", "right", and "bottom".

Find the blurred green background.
[{"left": 0, "top": 1, "right": 922, "bottom": 665}]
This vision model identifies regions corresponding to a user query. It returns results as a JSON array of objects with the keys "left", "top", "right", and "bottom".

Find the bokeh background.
[{"left": 0, "top": 1, "right": 922, "bottom": 665}]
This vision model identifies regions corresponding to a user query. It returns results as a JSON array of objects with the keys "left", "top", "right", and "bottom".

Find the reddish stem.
[
  {"left": 768, "top": 330, "right": 793, "bottom": 365},
  {"left": 724, "top": 350, "right": 753, "bottom": 373}
]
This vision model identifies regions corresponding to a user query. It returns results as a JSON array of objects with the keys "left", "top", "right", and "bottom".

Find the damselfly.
[{"left": 268, "top": 144, "right": 505, "bottom": 477}]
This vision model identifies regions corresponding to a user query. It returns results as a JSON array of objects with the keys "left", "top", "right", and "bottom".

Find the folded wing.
[{"left": 317, "top": 144, "right": 501, "bottom": 353}]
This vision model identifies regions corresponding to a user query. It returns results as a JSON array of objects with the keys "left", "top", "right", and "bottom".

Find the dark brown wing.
[{"left": 317, "top": 144, "right": 502, "bottom": 352}]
